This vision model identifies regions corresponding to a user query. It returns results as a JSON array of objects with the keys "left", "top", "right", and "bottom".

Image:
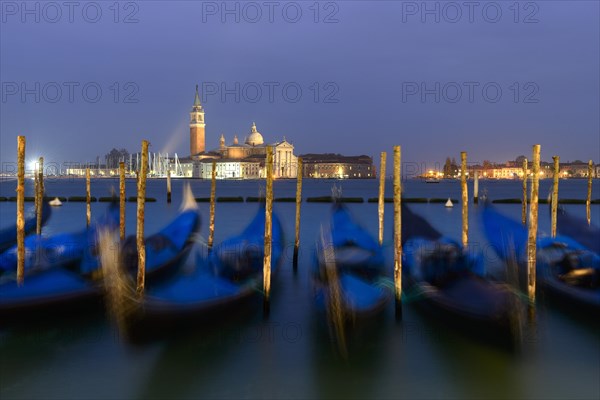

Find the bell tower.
[{"left": 190, "top": 85, "right": 205, "bottom": 157}]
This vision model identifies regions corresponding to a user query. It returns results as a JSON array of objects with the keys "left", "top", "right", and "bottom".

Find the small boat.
[
  {"left": 482, "top": 204, "right": 599, "bottom": 312},
  {"left": 314, "top": 204, "right": 391, "bottom": 321},
  {"left": 425, "top": 178, "right": 440, "bottom": 183},
  {"left": 0, "top": 194, "right": 200, "bottom": 319},
  {"left": 403, "top": 204, "right": 520, "bottom": 343},
  {"left": 49, "top": 197, "right": 63, "bottom": 206},
  {"left": 445, "top": 198, "right": 453, "bottom": 207},
  {"left": 0, "top": 201, "right": 52, "bottom": 253},
  {"left": 557, "top": 207, "right": 599, "bottom": 254},
  {"left": 125, "top": 204, "right": 283, "bottom": 337}
]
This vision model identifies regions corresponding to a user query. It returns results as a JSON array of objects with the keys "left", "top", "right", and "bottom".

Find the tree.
[
  {"left": 443, "top": 157, "right": 452, "bottom": 177},
  {"left": 515, "top": 155, "right": 527, "bottom": 164},
  {"left": 450, "top": 157, "right": 459, "bottom": 176},
  {"left": 105, "top": 148, "right": 130, "bottom": 169}
]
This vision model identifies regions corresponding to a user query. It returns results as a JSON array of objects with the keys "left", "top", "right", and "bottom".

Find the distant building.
[
  {"left": 190, "top": 85, "right": 206, "bottom": 157},
  {"left": 198, "top": 159, "right": 262, "bottom": 179},
  {"left": 466, "top": 165, "right": 485, "bottom": 179},
  {"left": 483, "top": 160, "right": 600, "bottom": 180},
  {"left": 490, "top": 167, "right": 523, "bottom": 179},
  {"left": 300, "top": 154, "right": 374, "bottom": 179},
  {"left": 189, "top": 86, "right": 297, "bottom": 179},
  {"left": 211, "top": 124, "right": 297, "bottom": 178},
  {"left": 560, "top": 162, "right": 596, "bottom": 178},
  {"left": 175, "top": 157, "right": 201, "bottom": 178}
]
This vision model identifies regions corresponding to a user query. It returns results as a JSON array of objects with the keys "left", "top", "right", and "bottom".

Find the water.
[{"left": 1, "top": 179, "right": 599, "bottom": 399}]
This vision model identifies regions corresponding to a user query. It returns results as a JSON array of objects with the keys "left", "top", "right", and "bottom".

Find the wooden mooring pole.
[
  {"left": 263, "top": 146, "right": 274, "bottom": 314},
  {"left": 293, "top": 157, "right": 303, "bottom": 269},
  {"left": 378, "top": 152, "right": 386, "bottom": 246},
  {"left": 119, "top": 162, "right": 126, "bottom": 241},
  {"left": 587, "top": 160, "right": 593, "bottom": 225},
  {"left": 136, "top": 140, "right": 149, "bottom": 296},
  {"left": 473, "top": 170, "right": 479, "bottom": 204},
  {"left": 86, "top": 167, "right": 91, "bottom": 227},
  {"left": 393, "top": 146, "right": 402, "bottom": 320},
  {"left": 551, "top": 156, "right": 560, "bottom": 238},
  {"left": 207, "top": 161, "right": 217, "bottom": 251},
  {"left": 16, "top": 136, "right": 26, "bottom": 285},
  {"left": 34, "top": 163, "right": 39, "bottom": 215},
  {"left": 522, "top": 158, "right": 528, "bottom": 225},
  {"left": 36, "top": 156, "right": 44, "bottom": 235},
  {"left": 527, "top": 145, "right": 541, "bottom": 303},
  {"left": 166, "top": 168, "right": 172, "bottom": 203},
  {"left": 461, "top": 152, "right": 468, "bottom": 247}
]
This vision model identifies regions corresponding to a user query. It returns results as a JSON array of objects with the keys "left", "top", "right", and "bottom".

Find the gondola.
[
  {"left": 557, "top": 207, "right": 600, "bottom": 254},
  {"left": 482, "top": 203, "right": 600, "bottom": 312},
  {"left": 0, "top": 195, "right": 200, "bottom": 319},
  {"left": 0, "top": 201, "right": 119, "bottom": 276},
  {"left": 402, "top": 204, "right": 520, "bottom": 343},
  {"left": 209, "top": 203, "right": 284, "bottom": 283},
  {"left": 0, "top": 201, "right": 52, "bottom": 253},
  {"left": 125, "top": 204, "right": 283, "bottom": 338},
  {"left": 313, "top": 203, "right": 392, "bottom": 321}
]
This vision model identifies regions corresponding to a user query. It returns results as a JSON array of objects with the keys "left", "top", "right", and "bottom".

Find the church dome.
[{"left": 245, "top": 122, "right": 264, "bottom": 146}]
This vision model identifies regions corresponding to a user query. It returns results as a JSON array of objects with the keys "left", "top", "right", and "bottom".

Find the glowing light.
[{"left": 27, "top": 159, "right": 38, "bottom": 172}]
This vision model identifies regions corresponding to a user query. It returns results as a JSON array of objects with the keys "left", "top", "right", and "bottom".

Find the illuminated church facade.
[{"left": 189, "top": 86, "right": 297, "bottom": 179}]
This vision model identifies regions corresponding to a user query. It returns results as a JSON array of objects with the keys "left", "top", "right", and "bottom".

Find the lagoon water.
[{"left": 0, "top": 178, "right": 599, "bottom": 399}]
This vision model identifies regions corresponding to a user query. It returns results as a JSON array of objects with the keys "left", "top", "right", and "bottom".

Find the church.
[{"left": 188, "top": 85, "right": 297, "bottom": 179}]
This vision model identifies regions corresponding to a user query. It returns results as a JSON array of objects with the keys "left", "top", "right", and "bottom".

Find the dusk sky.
[{"left": 1, "top": 1, "right": 599, "bottom": 171}]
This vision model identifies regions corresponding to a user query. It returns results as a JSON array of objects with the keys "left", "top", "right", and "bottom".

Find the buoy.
[
  {"left": 49, "top": 197, "right": 62, "bottom": 206},
  {"left": 445, "top": 198, "right": 453, "bottom": 208}
]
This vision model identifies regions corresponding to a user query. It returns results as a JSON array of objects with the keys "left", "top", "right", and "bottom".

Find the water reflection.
[
  {"left": 134, "top": 316, "right": 256, "bottom": 399},
  {"left": 311, "top": 307, "right": 390, "bottom": 399}
]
